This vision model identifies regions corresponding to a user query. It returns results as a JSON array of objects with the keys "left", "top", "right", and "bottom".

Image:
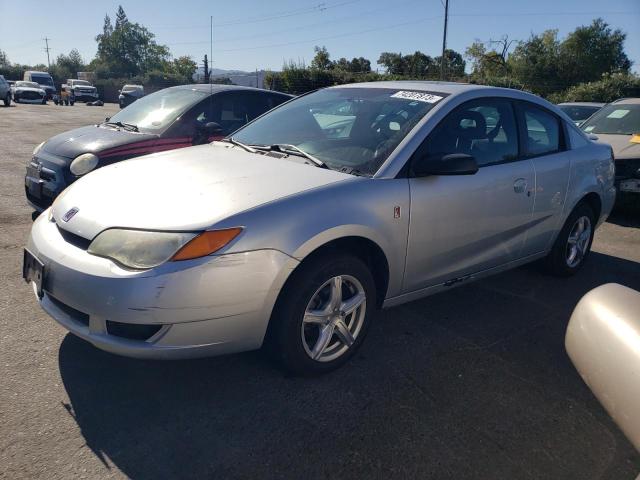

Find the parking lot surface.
[{"left": 1, "top": 103, "right": 639, "bottom": 479}]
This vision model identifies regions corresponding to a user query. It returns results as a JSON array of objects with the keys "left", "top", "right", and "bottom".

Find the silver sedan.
[{"left": 25, "top": 81, "right": 616, "bottom": 374}]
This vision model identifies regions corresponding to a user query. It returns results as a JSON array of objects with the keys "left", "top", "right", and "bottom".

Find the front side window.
[
  {"left": 521, "top": 104, "right": 561, "bottom": 156},
  {"left": 108, "top": 88, "right": 208, "bottom": 134},
  {"left": 423, "top": 98, "right": 518, "bottom": 167},
  {"left": 581, "top": 104, "right": 640, "bottom": 135},
  {"left": 233, "top": 87, "right": 445, "bottom": 175}
]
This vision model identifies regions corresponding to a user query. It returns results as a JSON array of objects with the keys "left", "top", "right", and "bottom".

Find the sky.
[{"left": 1, "top": 0, "right": 639, "bottom": 73}]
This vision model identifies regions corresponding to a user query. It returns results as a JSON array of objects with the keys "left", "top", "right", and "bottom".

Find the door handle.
[{"left": 513, "top": 178, "right": 527, "bottom": 194}]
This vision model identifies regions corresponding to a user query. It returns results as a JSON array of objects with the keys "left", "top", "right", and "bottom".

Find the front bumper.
[
  {"left": 27, "top": 213, "right": 297, "bottom": 359},
  {"left": 25, "top": 152, "right": 70, "bottom": 211},
  {"left": 74, "top": 92, "right": 99, "bottom": 102}
]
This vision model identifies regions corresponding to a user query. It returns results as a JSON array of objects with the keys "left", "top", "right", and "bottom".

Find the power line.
[
  {"left": 165, "top": 0, "right": 422, "bottom": 46},
  {"left": 152, "top": 0, "right": 362, "bottom": 30},
  {"left": 214, "top": 15, "right": 444, "bottom": 53}
]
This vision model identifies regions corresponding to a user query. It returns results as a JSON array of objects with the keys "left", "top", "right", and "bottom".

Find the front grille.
[
  {"left": 21, "top": 91, "right": 42, "bottom": 100},
  {"left": 49, "top": 295, "right": 90, "bottom": 327},
  {"left": 56, "top": 225, "right": 91, "bottom": 250},
  {"left": 106, "top": 321, "right": 162, "bottom": 341},
  {"left": 615, "top": 158, "right": 640, "bottom": 179},
  {"left": 25, "top": 188, "right": 53, "bottom": 209}
]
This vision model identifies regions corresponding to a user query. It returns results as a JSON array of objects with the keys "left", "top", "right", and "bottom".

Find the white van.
[{"left": 23, "top": 71, "right": 55, "bottom": 100}]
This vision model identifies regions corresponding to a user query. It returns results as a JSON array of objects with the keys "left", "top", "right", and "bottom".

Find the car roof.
[
  {"left": 328, "top": 80, "right": 492, "bottom": 95},
  {"left": 558, "top": 102, "right": 605, "bottom": 107},
  {"left": 167, "top": 84, "right": 292, "bottom": 96},
  {"left": 611, "top": 97, "right": 640, "bottom": 105},
  {"left": 26, "top": 71, "right": 51, "bottom": 75}
]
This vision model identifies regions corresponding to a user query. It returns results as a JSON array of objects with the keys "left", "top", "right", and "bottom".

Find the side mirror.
[
  {"left": 586, "top": 133, "right": 599, "bottom": 141},
  {"left": 412, "top": 153, "right": 479, "bottom": 177},
  {"left": 105, "top": 117, "right": 110, "bottom": 122},
  {"left": 200, "top": 122, "right": 223, "bottom": 134}
]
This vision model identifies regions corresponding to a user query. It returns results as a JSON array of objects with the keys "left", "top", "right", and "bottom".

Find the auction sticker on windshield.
[{"left": 391, "top": 91, "right": 443, "bottom": 103}]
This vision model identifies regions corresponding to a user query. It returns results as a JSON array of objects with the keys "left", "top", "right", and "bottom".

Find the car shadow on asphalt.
[{"left": 57, "top": 251, "right": 640, "bottom": 479}]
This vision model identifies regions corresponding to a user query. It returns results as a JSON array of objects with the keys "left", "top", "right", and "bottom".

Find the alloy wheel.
[
  {"left": 301, "top": 275, "right": 367, "bottom": 362},
  {"left": 566, "top": 215, "right": 592, "bottom": 268}
]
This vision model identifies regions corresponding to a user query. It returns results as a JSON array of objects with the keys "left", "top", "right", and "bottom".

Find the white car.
[
  {"left": 66, "top": 79, "right": 99, "bottom": 103},
  {"left": 12, "top": 81, "right": 47, "bottom": 104}
]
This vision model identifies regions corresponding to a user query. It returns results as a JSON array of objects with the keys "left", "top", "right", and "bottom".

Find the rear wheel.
[
  {"left": 544, "top": 203, "right": 595, "bottom": 276},
  {"left": 267, "top": 254, "right": 376, "bottom": 375}
]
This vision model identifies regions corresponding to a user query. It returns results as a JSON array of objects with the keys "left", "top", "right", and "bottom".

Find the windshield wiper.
[
  {"left": 222, "top": 137, "right": 258, "bottom": 153},
  {"left": 270, "top": 144, "right": 328, "bottom": 169},
  {"left": 103, "top": 121, "right": 139, "bottom": 132}
]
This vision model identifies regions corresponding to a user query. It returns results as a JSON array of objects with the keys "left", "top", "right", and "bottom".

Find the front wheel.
[
  {"left": 3, "top": 94, "right": 10, "bottom": 106},
  {"left": 544, "top": 203, "right": 595, "bottom": 276},
  {"left": 267, "top": 254, "right": 376, "bottom": 375}
]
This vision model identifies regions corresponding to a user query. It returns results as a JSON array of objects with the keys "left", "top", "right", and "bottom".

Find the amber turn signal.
[
  {"left": 630, "top": 134, "right": 640, "bottom": 144},
  {"left": 171, "top": 228, "right": 242, "bottom": 261}
]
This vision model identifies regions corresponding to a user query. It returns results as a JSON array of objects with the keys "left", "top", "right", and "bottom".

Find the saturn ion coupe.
[{"left": 24, "top": 81, "right": 616, "bottom": 374}]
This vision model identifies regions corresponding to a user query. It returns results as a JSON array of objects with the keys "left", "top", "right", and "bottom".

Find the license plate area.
[
  {"left": 23, "top": 249, "right": 45, "bottom": 298},
  {"left": 619, "top": 179, "right": 640, "bottom": 193}
]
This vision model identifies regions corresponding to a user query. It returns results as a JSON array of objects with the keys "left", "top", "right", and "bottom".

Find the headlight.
[
  {"left": 87, "top": 228, "right": 242, "bottom": 269},
  {"left": 70, "top": 153, "right": 99, "bottom": 176},
  {"left": 33, "top": 141, "right": 45, "bottom": 156}
]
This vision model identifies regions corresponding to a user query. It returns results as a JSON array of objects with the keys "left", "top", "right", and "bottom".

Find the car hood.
[
  {"left": 14, "top": 87, "right": 45, "bottom": 94},
  {"left": 593, "top": 133, "right": 640, "bottom": 160},
  {"left": 42, "top": 125, "right": 156, "bottom": 160},
  {"left": 51, "top": 143, "right": 351, "bottom": 239}
]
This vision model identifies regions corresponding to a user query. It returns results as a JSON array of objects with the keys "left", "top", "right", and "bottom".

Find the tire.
[
  {"left": 544, "top": 203, "right": 596, "bottom": 276},
  {"left": 267, "top": 253, "right": 376, "bottom": 375},
  {"left": 3, "top": 94, "right": 10, "bottom": 106},
  {"left": 70, "top": 101, "right": 74, "bottom": 106}
]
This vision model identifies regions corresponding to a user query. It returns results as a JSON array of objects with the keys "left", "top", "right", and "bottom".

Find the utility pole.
[
  {"left": 439, "top": 0, "right": 449, "bottom": 81},
  {"left": 43, "top": 38, "right": 51, "bottom": 69}
]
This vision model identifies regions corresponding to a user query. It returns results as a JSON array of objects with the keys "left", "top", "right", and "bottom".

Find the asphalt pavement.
[{"left": 1, "top": 103, "right": 639, "bottom": 479}]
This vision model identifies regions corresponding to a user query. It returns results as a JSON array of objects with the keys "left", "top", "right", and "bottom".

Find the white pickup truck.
[{"left": 65, "top": 79, "right": 99, "bottom": 103}]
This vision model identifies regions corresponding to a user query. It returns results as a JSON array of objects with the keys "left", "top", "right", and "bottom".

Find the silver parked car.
[{"left": 24, "top": 81, "right": 616, "bottom": 374}]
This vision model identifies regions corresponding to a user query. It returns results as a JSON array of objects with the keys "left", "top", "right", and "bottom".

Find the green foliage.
[
  {"left": 507, "top": 19, "right": 630, "bottom": 96},
  {"left": 548, "top": 73, "right": 640, "bottom": 103},
  {"left": 311, "top": 46, "right": 332, "bottom": 71},
  {"left": 94, "top": 5, "right": 170, "bottom": 78},
  {"left": 378, "top": 49, "right": 463, "bottom": 79},
  {"left": 49, "top": 49, "right": 86, "bottom": 84}
]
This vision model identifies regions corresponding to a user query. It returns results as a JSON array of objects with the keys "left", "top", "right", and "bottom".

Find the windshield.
[
  {"left": 17, "top": 81, "right": 39, "bottom": 88},
  {"left": 559, "top": 105, "right": 601, "bottom": 123},
  {"left": 232, "top": 87, "right": 445, "bottom": 175},
  {"left": 32, "top": 75, "right": 54, "bottom": 87},
  {"left": 73, "top": 80, "right": 91, "bottom": 86},
  {"left": 108, "top": 88, "right": 208, "bottom": 133},
  {"left": 123, "top": 85, "right": 142, "bottom": 92},
  {"left": 581, "top": 104, "right": 640, "bottom": 135}
]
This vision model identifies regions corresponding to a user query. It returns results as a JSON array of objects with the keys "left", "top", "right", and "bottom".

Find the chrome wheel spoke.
[
  {"left": 334, "top": 319, "right": 355, "bottom": 347},
  {"left": 304, "top": 310, "right": 328, "bottom": 325},
  {"left": 328, "top": 276, "right": 343, "bottom": 311},
  {"left": 311, "top": 324, "right": 335, "bottom": 360},
  {"left": 565, "top": 215, "right": 591, "bottom": 268},
  {"left": 341, "top": 291, "right": 366, "bottom": 316}
]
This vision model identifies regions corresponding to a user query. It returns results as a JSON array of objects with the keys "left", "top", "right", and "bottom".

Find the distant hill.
[{"left": 193, "top": 67, "right": 270, "bottom": 88}]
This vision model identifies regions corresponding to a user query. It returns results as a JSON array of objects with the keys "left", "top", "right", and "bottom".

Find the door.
[
  {"left": 515, "top": 101, "right": 572, "bottom": 255},
  {"left": 403, "top": 97, "right": 535, "bottom": 293}
]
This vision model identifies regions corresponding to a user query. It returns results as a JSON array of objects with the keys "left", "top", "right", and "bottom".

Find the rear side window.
[
  {"left": 424, "top": 98, "right": 519, "bottom": 167},
  {"left": 521, "top": 104, "right": 561, "bottom": 156}
]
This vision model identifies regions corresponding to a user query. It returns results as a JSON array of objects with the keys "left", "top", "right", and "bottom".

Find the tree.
[
  {"left": 169, "top": 56, "right": 197, "bottom": 82},
  {"left": 94, "top": 6, "right": 170, "bottom": 77},
  {"left": 559, "top": 19, "right": 631, "bottom": 85},
  {"left": 378, "top": 52, "right": 406, "bottom": 75},
  {"left": 0, "top": 50, "right": 9, "bottom": 68},
  {"left": 311, "top": 46, "right": 332, "bottom": 70},
  {"left": 465, "top": 36, "right": 513, "bottom": 79},
  {"left": 115, "top": 5, "right": 128, "bottom": 29},
  {"left": 507, "top": 29, "right": 562, "bottom": 95},
  {"left": 51, "top": 49, "right": 86, "bottom": 83},
  {"left": 434, "top": 49, "right": 466, "bottom": 79}
]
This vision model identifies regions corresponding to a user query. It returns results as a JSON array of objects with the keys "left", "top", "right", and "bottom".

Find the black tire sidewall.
[
  {"left": 269, "top": 254, "right": 376, "bottom": 375},
  {"left": 547, "top": 203, "right": 595, "bottom": 276}
]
